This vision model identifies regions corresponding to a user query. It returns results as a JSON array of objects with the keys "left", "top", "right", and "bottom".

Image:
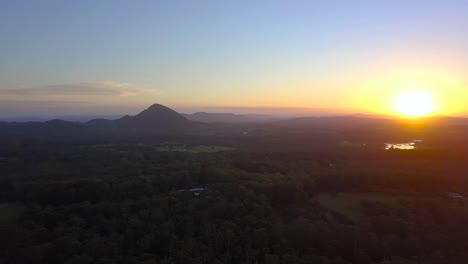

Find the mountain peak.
[
  {"left": 136, "top": 104, "right": 185, "bottom": 120},
  {"left": 146, "top": 103, "right": 170, "bottom": 111},
  {"left": 117, "top": 103, "right": 190, "bottom": 130},
  {"left": 88, "top": 104, "right": 193, "bottom": 132}
]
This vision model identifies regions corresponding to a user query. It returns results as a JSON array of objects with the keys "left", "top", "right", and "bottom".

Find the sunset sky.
[{"left": 1, "top": 0, "right": 467, "bottom": 117}]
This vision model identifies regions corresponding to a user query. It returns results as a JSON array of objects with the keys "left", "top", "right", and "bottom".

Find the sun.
[{"left": 394, "top": 91, "right": 434, "bottom": 117}]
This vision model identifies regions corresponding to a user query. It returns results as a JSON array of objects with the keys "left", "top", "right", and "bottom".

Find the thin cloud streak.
[{"left": 0, "top": 81, "right": 159, "bottom": 98}]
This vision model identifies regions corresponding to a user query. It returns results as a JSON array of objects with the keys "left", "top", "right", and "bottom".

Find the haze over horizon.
[{"left": 1, "top": 0, "right": 467, "bottom": 117}]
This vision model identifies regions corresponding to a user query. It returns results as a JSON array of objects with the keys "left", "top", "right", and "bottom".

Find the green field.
[
  {"left": 79, "top": 144, "right": 235, "bottom": 153},
  {"left": 155, "top": 145, "right": 234, "bottom": 153}
]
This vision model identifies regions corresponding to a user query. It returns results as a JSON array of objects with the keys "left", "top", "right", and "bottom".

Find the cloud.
[{"left": 0, "top": 81, "right": 159, "bottom": 98}]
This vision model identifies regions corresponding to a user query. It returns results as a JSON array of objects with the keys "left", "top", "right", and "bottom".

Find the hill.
[
  {"left": 87, "top": 104, "right": 195, "bottom": 132},
  {"left": 0, "top": 104, "right": 197, "bottom": 138},
  {"left": 116, "top": 104, "right": 192, "bottom": 129}
]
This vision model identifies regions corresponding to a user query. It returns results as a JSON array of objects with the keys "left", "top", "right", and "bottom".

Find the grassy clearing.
[
  {"left": 79, "top": 144, "right": 235, "bottom": 153},
  {"left": 155, "top": 145, "right": 234, "bottom": 153},
  {"left": 316, "top": 192, "right": 399, "bottom": 221}
]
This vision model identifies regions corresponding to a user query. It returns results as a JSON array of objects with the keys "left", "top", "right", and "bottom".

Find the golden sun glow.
[{"left": 394, "top": 91, "right": 434, "bottom": 117}]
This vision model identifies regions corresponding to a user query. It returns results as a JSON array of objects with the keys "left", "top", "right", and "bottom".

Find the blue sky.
[{"left": 1, "top": 0, "right": 467, "bottom": 116}]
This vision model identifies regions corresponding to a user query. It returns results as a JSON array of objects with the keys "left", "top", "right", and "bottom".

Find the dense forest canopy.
[{"left": 1, "top": 111, "right": 468, "bottom": 264}]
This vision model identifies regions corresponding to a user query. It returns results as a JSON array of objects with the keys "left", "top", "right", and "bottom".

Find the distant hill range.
[
  {"left": 183, "top": 112, "right": 277, "bottom": 123},
  {"left": 1, "top": 104, "right": 467, "bottom": 139},
  {"left": 88, "top": 104, "right": 194, "bottom": 131},
  {"left": 0, "top": 104, "right": 197, "bottom": 136}
]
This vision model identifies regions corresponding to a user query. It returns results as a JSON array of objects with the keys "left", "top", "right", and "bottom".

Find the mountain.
[
  {"left": 117, "top": 104, "right": 190, "bottom": 129},
  {"left": 87, "top": 104, "right": 194, "bottom": 132},
  {"left": 0, "top": 104, "right": 197, "bottom": 139}
]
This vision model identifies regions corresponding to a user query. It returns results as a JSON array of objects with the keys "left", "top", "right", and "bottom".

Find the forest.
[{"left": 1, "top": 123, "right": 468, "bottom": 264}]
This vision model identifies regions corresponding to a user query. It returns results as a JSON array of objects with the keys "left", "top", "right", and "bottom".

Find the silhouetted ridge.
[
  {"left": 133, "top": 104, "right": 186, "bottom": 122},
  {"left": 116, "top": 103, "right": 191, "bottom": 130}
]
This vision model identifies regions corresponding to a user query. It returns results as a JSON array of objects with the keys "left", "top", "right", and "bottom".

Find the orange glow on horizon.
[{"left": 351, "top": 66, "right": 467, "bottom": 117}]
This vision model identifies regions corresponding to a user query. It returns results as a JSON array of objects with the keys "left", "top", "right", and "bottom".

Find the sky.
[{"left": 1, "top": 0, "right": 467, "bottom": 117}]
